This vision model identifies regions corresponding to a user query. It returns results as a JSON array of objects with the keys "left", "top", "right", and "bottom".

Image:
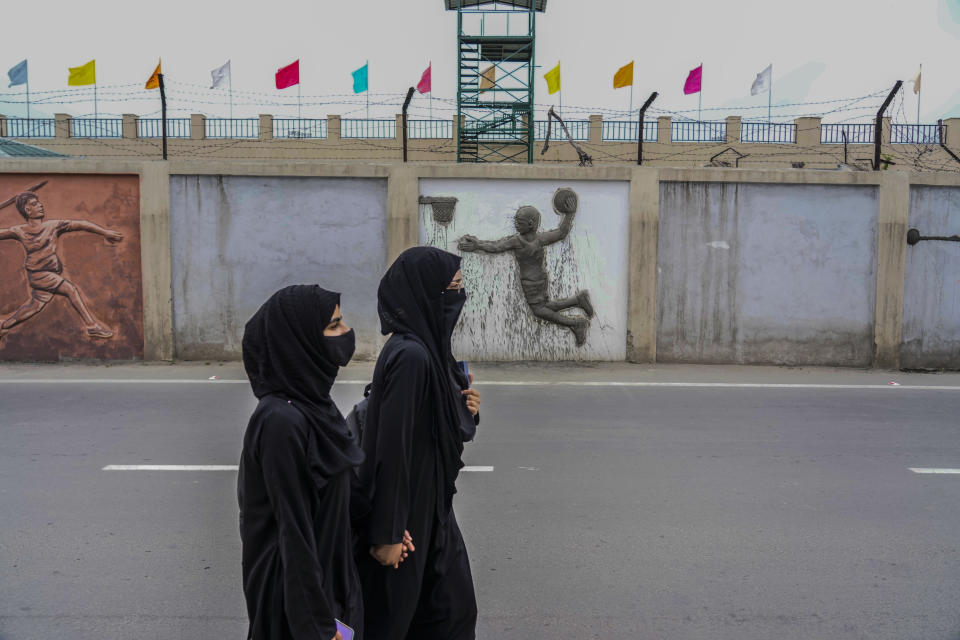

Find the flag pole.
[
  {"left": 366, "top": 60, "right": 370, "bottom": 120},
  {"left": 629, "top": 84, "right": 633, "bottom": 119},
  {"left": 697, "top": 62, "right": 702, "bottom": 123},
  {"left": 298, "top": 82, "right": 302, "bottom": 120},
  {"left": 229, "top": 69, "right": 234, "bottom": 120},
  {"left": 94, "top": 81, "right": 98, "bottom": 121},
  {"left": 25, "top": 74, "right": 30, "bottom": 125}
]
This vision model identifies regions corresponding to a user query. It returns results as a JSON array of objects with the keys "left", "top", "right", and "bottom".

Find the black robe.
[
  {"left": 238, "top": 285, "right": 366, "bottom": 640},
  {"left": 239, "top": 397, "right": 363, "bottom": 640},
  {"left": 354, "top": 247, "right": 479, "bottom": 640}
]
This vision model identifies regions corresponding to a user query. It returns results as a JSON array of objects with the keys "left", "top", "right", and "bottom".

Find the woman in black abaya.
[
  {"left": 355, "top": 247, "right": 482, "bottom": 640},
  {"left": 238, "top": 285, "right": 367, "bottom": 640}
]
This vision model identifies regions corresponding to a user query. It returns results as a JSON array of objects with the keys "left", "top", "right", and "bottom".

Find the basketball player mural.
[
  {"left": 457, "top": 187, "right": 594, "bottom": 346},
  {"left": 0, "top": 180, "right": 123, "bottom": 344}
]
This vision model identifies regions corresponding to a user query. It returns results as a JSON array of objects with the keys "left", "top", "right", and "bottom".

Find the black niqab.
[
  {"left": 376, "top": 247, "right": 475, "bottom": 512},
  {"left": 242, "top": 284, "right": 364, "bottom": 478}
]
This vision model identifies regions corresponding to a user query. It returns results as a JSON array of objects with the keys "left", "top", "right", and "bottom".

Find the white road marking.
[
  {"left": 5, "top": 379, "right": 960, "bottom": 391},
  {"left": 103, "top": 465, "right": 238, "bottom": 471},
  {"left": 909, "top": 468, "right": 960, "bottom": 474},
  {"left": 103, "top": 464, "right": 494, "bottom": 472}
]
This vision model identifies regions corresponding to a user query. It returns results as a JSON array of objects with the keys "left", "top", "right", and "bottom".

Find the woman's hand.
[
  {"left": 370, "top": 529, "right": 415, "bottom": 569},
  {"left": 331, "top": 631, "right": 343, "bottom": 640},
  {"left": 461, "top": 373, "right": 481, "bottom": 416}
]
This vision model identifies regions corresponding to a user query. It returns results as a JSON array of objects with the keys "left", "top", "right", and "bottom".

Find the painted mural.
[
  {"left": 0, "top": 175, "right": 143, "bottom": 360},
  {"left": 420, "top": 179, "right": 629, "bottom": 361}
]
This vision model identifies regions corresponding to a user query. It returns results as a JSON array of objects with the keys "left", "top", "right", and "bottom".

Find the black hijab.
[
  {"left": 377, "top": 247, "right": 476, "bottom": 513},
  {"left": 242, "top": 285, "right": 364, "bottom": 480}
]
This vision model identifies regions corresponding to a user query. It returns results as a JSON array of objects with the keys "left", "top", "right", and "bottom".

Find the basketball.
[{"left": 553, "top": 187, "right": 578, "bottom": 215}]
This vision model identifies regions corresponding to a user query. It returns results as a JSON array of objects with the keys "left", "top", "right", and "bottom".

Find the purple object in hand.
[{"left": 336, "top": 619, "right": 354, "bottom": 640}]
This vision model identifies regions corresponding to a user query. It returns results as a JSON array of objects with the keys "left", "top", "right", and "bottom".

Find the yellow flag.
[
  {"left": 613, "top": 61, "right": 633, "bottom": 89},
  {"left": 544, "top": 62, "right": 561, "bottom": 95},
  {"left": 145, "top": 59, "right": 162, "bottom": 90},
  {"left": 68, "top": 59, "right": 96, "bottom": 86},
  {"left": 479, "top": 64, "right": 495, "bottom": 91}
]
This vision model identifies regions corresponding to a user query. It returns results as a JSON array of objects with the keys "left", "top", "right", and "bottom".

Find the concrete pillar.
[
  {"left": 795, "top": 117, "right": 821, "bottom": 147},
  {"left": 944, "top": 118, "right": 960, "bottom": 149},
  {"left": 259, "top": 114, "right": 274, "bottom": 140},
  {"left": 0, "top": 114, "right": 6, "bottom": 138},
  {"left": 327, "top": 115, "right": 341, "bottom": 141},
  {"left": 122, "top": 114, "right": 138, "bottom": 139},
  {"left": 725, "top": 116, "right": 741, "bottom": 144},
  {"left": 190, "top": 114, "right": 206, "bottom": 140},
  {"left": 386, "top": 165, "right": 420, "bottom": 264},
  {"left": 881, "top": 116, "right": 892, "bottom": 146},
  {"left": 658, "top": 116, "right": 671, "bottom": 143},
  {"left": 626, "top": 167, "right": 660, "bottom": 363},
  {"left": 873, "top": 172, "right": 909, "bottom": 369},
  {"left": 589, "top": 114, "right": 602, "bottom": 145},
  {"left": 396, "top": 114, "right": 404, "bottom": 142},
  {"left": 139, "top": 162, "right": 174, "bottom": 361},
  {"left": 55, "top": 113, "right": 71, "bottom": 138}
]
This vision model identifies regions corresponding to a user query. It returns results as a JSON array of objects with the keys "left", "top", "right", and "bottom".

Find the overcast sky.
[{"left": 2, "top": 0, "right": 958, "bottom": 124}]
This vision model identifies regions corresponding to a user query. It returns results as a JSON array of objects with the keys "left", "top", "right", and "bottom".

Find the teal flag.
[{"left": 352, "top": 63, "right": 368, "bottom": 93}]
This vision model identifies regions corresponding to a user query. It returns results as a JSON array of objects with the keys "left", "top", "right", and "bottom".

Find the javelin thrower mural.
[
  {"left": 0, "top": 180, "right": 124, "bottom": 344},
  {"left": 457, "top": 187, "right": 594, "bottom": 346}
]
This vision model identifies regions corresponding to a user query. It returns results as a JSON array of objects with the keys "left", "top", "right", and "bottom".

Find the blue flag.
[
  {"left": 8, "top": 59, "right": 27, "bottom": 87},
  {"left": 352, "top": 63, "right": 368, "bottom": 94}
]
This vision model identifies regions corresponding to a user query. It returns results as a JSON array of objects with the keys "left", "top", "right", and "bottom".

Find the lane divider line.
[
  {"left": 102, "top": 464, "right": 495, "bottom": 472},
  {"left": 909, "top": 468, "right": 960, "bottom": 474}
]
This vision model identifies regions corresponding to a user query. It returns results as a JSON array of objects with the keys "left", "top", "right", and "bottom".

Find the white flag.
[
  {"left": 912, "top": 70, "right": 921, "bottom": 95},
  {"left": 210, "top": 60, "right": 231, "bottom": 89},
  {"left": 750, "top": 64, "right": 772, "bottom": 96}
]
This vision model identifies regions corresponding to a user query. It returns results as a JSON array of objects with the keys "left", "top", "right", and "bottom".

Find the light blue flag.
[
  {"left": 8, "top": 59, "right": 27, "bottom": 87},
  {"left": 352, "top": 63, "right": 368, "bottom": 93}
]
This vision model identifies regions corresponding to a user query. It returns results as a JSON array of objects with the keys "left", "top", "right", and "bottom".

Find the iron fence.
[
  {"left": 274, "top": 119, "right": 328, "bottom": 139},
  {"left": 341, "top": 119, "right": 396, "bottom": 139},
  {"left": 408, "top": 120, "right": 453, "bottom": 139},
  {"left": 137, "top": 118, "right": 191, "bottom": 138},
  {"left": 601, "top": 120, "right": 658, "bottom": 142},
  {"left": 820, "top": 123, "right": 874, "bottom": 144},
  {"left": 671, "top": 121, "right": 726, "bottom": 142},
  {"left": 891, "top": 124, "right": 943, "bottom": 145},
  {"left": 205, "top": 118, "right": 260, "bottom": 139},
  {"left": 739, "top": 122, "right": 797, "bottom": 144},
  {"left": 71, "top": 118, "right": 123, "bottom": 138},
  {"left": 534, "top": 120, "right": 589, "bottom": 141},
  {"left": 5, "top": 118, "right": 56, "bottom": 138}
]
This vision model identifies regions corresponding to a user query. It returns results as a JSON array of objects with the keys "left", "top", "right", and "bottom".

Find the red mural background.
[{"left": 0, "top": 174, "right": 143, "bottom": 360}]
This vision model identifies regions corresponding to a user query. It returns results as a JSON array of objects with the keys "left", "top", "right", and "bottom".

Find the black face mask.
[
  {"left": 322, "top": 328, "right": 356, "bottom": 367},
  {"left": 442, "top": 289, "right": 467, "bottom": 335}
]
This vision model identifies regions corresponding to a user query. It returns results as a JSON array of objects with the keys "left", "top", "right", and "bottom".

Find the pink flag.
[
  {"left": 275, "top": 60, "right": 299, "bottom": 90},
  {"left": 417, "top": 62, "right": 432, "bottom": 94},
  {"left": 683, "top": 64, "right": 702, "bottom": 95}
]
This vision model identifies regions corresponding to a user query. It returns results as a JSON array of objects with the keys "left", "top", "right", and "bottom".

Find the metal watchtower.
[{"left": 445, "top": 0, "right": 546, "bottom": 163}]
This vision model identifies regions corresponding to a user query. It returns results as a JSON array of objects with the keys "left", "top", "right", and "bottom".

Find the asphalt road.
[{"left": 1, "top": 362, "right": 959, "bottom": 640}]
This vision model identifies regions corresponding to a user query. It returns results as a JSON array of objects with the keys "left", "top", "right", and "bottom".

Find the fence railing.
[
  {"left": 137, "top": 118, "right": 191, "bottom": 138},
  {"left": 601, "top": 120, "right": 658, "bottom": 142},
  {"left": 534, "top": 120, "right": 590, "bottom": 141},
  {"left": 408, "top": 120, "right": 453, "bottom": 139},
  {"left": 71, "top": 118, "right": 123, "bottom": 138},
  {"left": 671, "top": 121, "right": 726, "bottom": 142},
  {"left": 891, "top": 124, "right": 943, "bottom": 145},
  {"left": 274, "top": 119, "right": 328, "bottom": 139},
  {"left": 821, "top": 123, "right": 874, "bottom": 144},
  {"left": 740, "top": 122, "right": 797, "bottom": 144},
  {"left": 205, "top": 118, "right": 260, "bottom": 139},
  {"left": 342, "top": 119, "right": 396, "bottom": 139},
  {"left": 5, "top": 118, "right": 56, "bottom": 138}
]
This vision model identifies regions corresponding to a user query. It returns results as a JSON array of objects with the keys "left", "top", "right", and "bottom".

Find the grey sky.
[{"left": 1, "top": 0, "right": 957, "bottom": 124}]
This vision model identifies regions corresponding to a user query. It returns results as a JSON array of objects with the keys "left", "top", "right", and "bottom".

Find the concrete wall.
[
  {"left": 2, "top": 159, "right": 959, "bottom": 369},
  {"left": 0, "top": 173, "right": 144, "bottom": 361},
  {"left": 420, "top": 178, "right": 629, "bottom": 360},
  {"left": 169, "top": 175, "right": 387, "bottom": 360},
  {"left": 901, "top": 187, "right": 960, "bottom": 369},
  {"left": 657, "top": 182, "right": 878, "bottom": 366}
]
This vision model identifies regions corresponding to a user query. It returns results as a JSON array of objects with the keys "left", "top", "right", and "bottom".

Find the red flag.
[
  {"left": 417, "top": 62, "right": 432, "bottom": 94},
  {"left": 275, "top": 60, "right": 299, "bottom": 89},
  {"left": 683, "top": 64, "right": 702, "bottom": 95}
]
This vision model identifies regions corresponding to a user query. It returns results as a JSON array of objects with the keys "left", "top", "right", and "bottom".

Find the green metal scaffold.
[{"left": 445, "top": 0, "right": 546, "bottom": 163}]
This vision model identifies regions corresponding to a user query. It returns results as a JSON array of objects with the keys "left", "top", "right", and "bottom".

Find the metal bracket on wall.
[{"left": 907, "top": 228, "right": 960, "bottom": 245}]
